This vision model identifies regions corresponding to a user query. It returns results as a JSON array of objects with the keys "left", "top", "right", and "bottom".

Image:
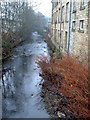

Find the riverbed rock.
[
  {"left": 57, "top": 111, "right": 65, "bottom": 118},
  {"left": 31, "top": 94, "right": 34, "bottom": 96}
]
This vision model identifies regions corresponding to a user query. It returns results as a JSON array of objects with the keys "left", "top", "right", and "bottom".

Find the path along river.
[{"left": 2, "top": 32, "right": 50, "bottom": 118}]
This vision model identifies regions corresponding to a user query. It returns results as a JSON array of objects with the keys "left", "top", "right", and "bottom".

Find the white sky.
[{"left": 28, "top": 0, "right": 52, "bottom": 17}]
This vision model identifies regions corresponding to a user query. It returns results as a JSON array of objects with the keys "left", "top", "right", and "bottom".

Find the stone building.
[{"left": 51, "top": 0, "right": 90, "bottom": 62}]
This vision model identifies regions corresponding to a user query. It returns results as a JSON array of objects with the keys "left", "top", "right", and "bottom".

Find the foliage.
[
  {"left": 2, "top": 30, "right": 21, "bottom": 57},
  {"left": 53, "top": 48, "right": 63, "bottom": 60},
  {"left": 37, "top": 55, "right": 89, "bottom": 118},
  {"left": 1, "top": 1, "right": 47, "bottom": 59}
]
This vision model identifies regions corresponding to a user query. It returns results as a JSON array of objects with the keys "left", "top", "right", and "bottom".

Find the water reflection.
[{"left": 2, "top": 33, "right": 50, "bottom": 118}]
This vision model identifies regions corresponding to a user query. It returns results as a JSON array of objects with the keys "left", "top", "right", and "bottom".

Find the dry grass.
[{"left": 37, "top": 54, "right": 89, "bottom": 118}]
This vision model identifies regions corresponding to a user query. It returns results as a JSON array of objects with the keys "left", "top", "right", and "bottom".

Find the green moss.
[
  {"left": 61, "top": 21, "right": 64, "bottom": 23},
  {"left": 65, "top": 20, "right": 68, "bottom": 23},
  {"left": 80, "top": 6, "right": 85, "bottom": 10},
  {"left": 53, "top": 48, "right": 63, "bottom": 60},
  {"left": 78, "top": 29, "right": 84, "bottom": 33},
  {"left": 72, "top": 29, "right": 76, "bottom": 32},
  {"left": 55, "top": 21, "right": 57, "bottom": 24}
]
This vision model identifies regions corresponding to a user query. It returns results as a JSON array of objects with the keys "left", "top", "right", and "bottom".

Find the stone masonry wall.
[
  {"left": 51, "top": 0, "right": 89, "bottom": 63},
  {"left": 70, "top": 0, "right": 89, "bottom": 62}
]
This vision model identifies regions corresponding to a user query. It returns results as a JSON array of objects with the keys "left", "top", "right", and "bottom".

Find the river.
[{"left": 2, "top": 32, "right": 50, "bottom": 118}]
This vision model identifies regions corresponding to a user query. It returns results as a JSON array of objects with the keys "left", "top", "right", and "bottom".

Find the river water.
[{"left": 2, "top": 32, "right": 50, "bottom": 118}]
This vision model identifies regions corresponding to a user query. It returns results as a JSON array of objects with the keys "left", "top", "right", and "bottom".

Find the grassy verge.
[{"left": 37, "top": 55, "right": 89, "bottom": 118}]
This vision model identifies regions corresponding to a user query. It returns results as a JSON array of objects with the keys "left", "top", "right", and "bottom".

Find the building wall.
[
  {"left": 51, "top": 0, "right": 61, "bottom": 49},
  {"left": 88, "top": 1, "right": 90, "bottom": 67},
  {"left": 51, "top": 0, "right": 89, "bottom": 62},
  {"left": 70, "top": 0, "right": 89, "bottom": 62}
]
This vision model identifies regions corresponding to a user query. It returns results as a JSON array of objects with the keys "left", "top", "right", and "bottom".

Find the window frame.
[
  {"left": 80, "top": 0, "right": 85, "bottom": 10},
  {"left": 61, "top": 6, "right": 64, "bottom": 22},
  {"left": 72, "top": 21, "right": 76, "bottom": 30},
  {"left": 73, "top": 0, "right": 77, "bottom": 13},
  {"left": 66, "top": 2, "right": 69, "bottom": 22},
  {"left": 79, "top": 20, "right": 84, "bottom": 30}
]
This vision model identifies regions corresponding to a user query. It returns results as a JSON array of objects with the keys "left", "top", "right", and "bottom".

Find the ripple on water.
[{"left": 2, "top": 33, "right": 50, "bottom": 118}]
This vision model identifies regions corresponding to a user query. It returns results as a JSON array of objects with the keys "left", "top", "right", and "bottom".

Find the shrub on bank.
[
  {"left": 2, "top": 31, "right": 21, "bottom": 59},
  {"left": 37, "top": 55, "right": 89, "bottom": 118}
]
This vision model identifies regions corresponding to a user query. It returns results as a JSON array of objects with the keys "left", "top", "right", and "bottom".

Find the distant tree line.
[{"left": 0, "top": 0, "right": 47, "bottom": 59}]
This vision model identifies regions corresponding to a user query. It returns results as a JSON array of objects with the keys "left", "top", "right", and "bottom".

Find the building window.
[
  {"left": 55, "top": 2, "right": 58, "bottom": 7},
  {"left": 65, "top": 31, "right": 68, "bottom": 50},
  {"left": 4, "top": 21, "right": 7, "bottom": 25},
  {"left": 80, "top": 0, "right": 85, "bottom": 10},
  {"left": 73, "top": 12, "right": 76, "bottom": 20},
  {"left": 79, "top": 20, "right": 84, "bottom": 30},
  {"left": 73, "top": 0, "right": 77, "bottom": 12},
  {"left": 54, "top": 12, "right": 57, "bottom": 24},
  {"left": 72, "top": 21, "right": 76, "bottom": 30},
  {"left": 66, "top": 2, "right": 69, "bottom": 22},
  {"left": 58, "top": 8, "right": 60, "bottom": 23},
  {"left": 61, "top": 6, "right": 64, "bottom": 22},
  {"left": 58, "top": 30, "right": 60, "bottom": 40},
  {"left": 61, "top": 31, "right": 64, "bottom": 47}
]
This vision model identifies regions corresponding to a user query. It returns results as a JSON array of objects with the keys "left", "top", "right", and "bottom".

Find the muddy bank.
[
  {"left": 38, "top": 55, "right": 89, "bottom": 119},
  {"left": 40, "top": 84, "right": 73, "bottom": 119}
]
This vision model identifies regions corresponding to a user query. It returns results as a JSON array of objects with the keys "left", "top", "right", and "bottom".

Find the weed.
[{"left": 37, "top": 55, "right": 89, "bottom": 118}]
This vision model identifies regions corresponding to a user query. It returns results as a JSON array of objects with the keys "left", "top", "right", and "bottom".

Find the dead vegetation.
[{"left": 37, "top": 54, "right": 89, "bottom": 118}]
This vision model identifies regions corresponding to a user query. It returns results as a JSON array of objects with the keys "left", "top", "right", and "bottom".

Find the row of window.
[
  {"left": 61, "top": 0, "right": 85, "bottom": 22},
  {"left": 73, "top": 0, "right": 85, "bottom": 12},
  {"left": 52, "top": 0, "right": 85, "bottom": 26},
  {"left": 72, "top": 20, "right": 84, "bottom": 32}
]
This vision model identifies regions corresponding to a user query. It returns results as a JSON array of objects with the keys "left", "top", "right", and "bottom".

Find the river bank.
[
  {"left": 2, "top": 32, "right": 89, "bottom": 119},
  {"left": 38, "top": 55, "right": 89, "bottom": 119},
  {"left": 2, "top": 38, "right": 25, "bottom": 60}
]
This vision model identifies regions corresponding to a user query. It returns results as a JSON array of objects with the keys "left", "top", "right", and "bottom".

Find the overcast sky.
[
  {"left": 2, "top": 0, "right": 52, "bottom": 17},
  {"left": 29, "top": 0, "right": 52, "bottom": 17}
]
